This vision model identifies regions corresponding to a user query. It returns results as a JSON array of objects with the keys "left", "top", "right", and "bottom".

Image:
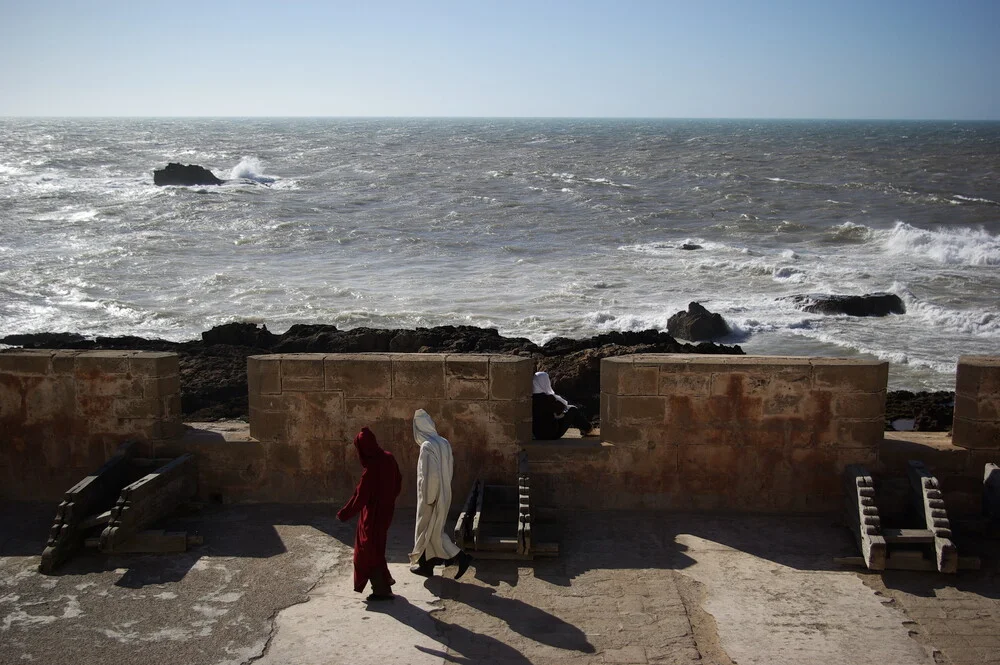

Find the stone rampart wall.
[
  {"left": 953, "top": 356, "right": 1000, "bottom": 449},
  {"left": 242, "top": 353, "right": 533, "bottom": 504},
  {"left": 527, "top": 355, "right": 888, "bottom": 512},
  {"left": 0, "top": 350, "right": 182, "bottom": 500}
]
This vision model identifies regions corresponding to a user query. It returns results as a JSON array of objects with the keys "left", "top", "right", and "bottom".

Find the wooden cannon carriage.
[
  {"left": 841, "top": 460, "right": 981, "bottom": 572},
  {"left": 39, "top": 441, "right": 200, "bottom": 573},
  {"left": 453, "top": 451, "right": 558, "bottom": 560}
]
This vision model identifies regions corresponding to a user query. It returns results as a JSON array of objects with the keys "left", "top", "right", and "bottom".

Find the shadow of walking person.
[
  {"left": 366, "top": 594, "right": 533, "bottom": 664},
  {"left": 425, "top": 577, "right": 596, "bottom": 654}
]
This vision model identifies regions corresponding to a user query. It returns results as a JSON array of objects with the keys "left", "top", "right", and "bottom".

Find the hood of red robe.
[{"left": 354, "top": 427, "right": 385, "bottom": 468}]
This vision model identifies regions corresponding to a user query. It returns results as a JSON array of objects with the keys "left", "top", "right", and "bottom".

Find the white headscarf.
[{"left": 533, "top": 371, "right": 569, "bottom": 407}]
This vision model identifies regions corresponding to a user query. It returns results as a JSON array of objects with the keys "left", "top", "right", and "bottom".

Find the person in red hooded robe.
[{"left": 336, "top": 427, "right": 403, "bottom": 601}]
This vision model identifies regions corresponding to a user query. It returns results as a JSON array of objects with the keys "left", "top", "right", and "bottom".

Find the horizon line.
[{"left": 2, "top": 114, "right": 999, "bottom": 123}]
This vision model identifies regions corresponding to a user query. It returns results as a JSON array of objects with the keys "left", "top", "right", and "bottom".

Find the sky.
[{"left": 1, "top": 0, "right": 998, "bottom": 119}]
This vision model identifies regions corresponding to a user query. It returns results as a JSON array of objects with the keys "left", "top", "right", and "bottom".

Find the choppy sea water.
[{"left": 1, "top": 118, "right": 998, "bottom": 390}]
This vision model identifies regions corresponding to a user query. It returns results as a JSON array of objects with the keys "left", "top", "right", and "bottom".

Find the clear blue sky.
[{"left": 2, "top": 0, "right": 997, "bottom": 119}]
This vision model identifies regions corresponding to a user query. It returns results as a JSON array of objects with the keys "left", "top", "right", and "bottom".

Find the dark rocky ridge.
[
  {"left": 2, "top": 323, "right": 744, "bottom": 424},
  {"left": 2, "top": 323, "right": 955, "bottom": 432}
]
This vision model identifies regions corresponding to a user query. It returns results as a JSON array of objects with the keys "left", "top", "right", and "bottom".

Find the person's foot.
[
  {"left": 454, "top": 551, "right": 473, "bottom": 580},
  {"left": 410, "top": 563, "right": 434, "bottom": 578},
  {"left": 366, "top": 593, "right": 394, "bottom": 602}
]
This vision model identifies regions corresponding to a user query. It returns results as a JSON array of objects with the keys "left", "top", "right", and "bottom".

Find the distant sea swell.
[{"left": 0, "top": 118, "right": 998, "bottom": 391}]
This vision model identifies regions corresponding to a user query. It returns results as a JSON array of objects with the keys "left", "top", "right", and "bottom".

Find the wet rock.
[
  {"left": 153, "top": 163, "right": 224, "bottom": 186},
  {"left": 0, "top": 332, "right": 91, "bottom": 348},
  {"left": 202, "top": 322, "right": 277, "bottom": 348},
  {"left": 680, "top": 243, "right": 702, "bottom": 250},
  {"left": 885, "top": 390, "right": 954, "bottom": 431},
  {"left": 667, "top": 302, "right": 731, "bottom": 341},
  {"left": 787, "top": 293, "right": 906, "bottom": 317}
]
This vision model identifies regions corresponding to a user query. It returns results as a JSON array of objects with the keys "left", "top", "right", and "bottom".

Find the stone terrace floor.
[{"left": 2, "top": 502, "right": 1000, "bottom": 665}]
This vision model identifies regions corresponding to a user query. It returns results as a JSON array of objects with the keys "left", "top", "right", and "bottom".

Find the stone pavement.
[{"left": 2, "top": 503, "right": 1000, "bottom": 665}]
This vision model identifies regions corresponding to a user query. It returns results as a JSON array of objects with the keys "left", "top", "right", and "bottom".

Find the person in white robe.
[{"left": 408, "top": 409, "right": 472, "bottom": 579}]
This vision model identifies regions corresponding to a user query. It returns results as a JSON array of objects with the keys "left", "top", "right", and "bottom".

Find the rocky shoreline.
[{"left": 1, "top": 323, "right": 954, "bottom": 432}]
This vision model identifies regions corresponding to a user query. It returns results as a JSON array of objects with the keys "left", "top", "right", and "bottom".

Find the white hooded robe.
[{"left": 409, "top": 409, "right": 462, "bottom": 563}]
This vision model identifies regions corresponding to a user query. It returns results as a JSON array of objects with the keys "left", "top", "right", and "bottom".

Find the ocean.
[{"left": 1, "top": 118, "right": 998, "bottom": 391}]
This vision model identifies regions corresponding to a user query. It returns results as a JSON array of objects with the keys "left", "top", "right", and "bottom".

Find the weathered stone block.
[
  {"left": 285, "top": 391, "right": 345, "bottom": 442},
  {"left": 445, "top": 355, "right": 491, "bottom": 380},
  {"left": 600, "top": 357, "right": 622, "bottom": 395},
  {"left": 441, "top": 399, "right": 490, "bottom": 426},
  {"left": 393, "top": 355, "right": 446, "bottom": 399},
  {"left": 447, "top": 377, "right": 489, "bottom": 400},
  {"left": 959, "top": 356, "right": 1000, "bottom": 393},
  {"left": 618, "top": 365, "right": 658, "bottom": 396},
  {"left": 74, "top": 351, "right": 130, "bottom": 375},
  {"left": 657, "top": 371, "right": 712, "bottom": 397},
  {"left": 762, "top": 393, "right": 805, "bottom": 416},
  {"left": 490, "top": 398, "right": 530, "bottom": 425},
  {"left": 617, "top": 396, "right": 666, "bottom": 425},
  {"left": 833, "top": 391, "right": 885, "bottom": 419},
  {"left": 811, "top": 360, "right": 887, "bottom": 393},
  {"left": 489, "top": 357, "right": 532, "bottom": 400},
  {"left": 249, "top": 392, "right": 286, "bottom": 414},
  {"left": 249, "top": 408, "right": 288, "bottom": 443},
  {"left": 141, "top": 374, "right": 181, "bottom": 399},
  {"left": 128, "top": 352, "right": 178, "bottom": 377},
  {"left": 325, "top": 355, "right": 392, "bottom": 396},
  {"left": 23, "top": 376, "right": 74, "bottom": 425},
  {"left": 114, "top": 398, "right": 163, "bottom": 419},
  {"left": 710, "top": 372, "right": 770, "bottom": 398},
  {"left": 51, "top": 351, "right": 81, "bottom": 375},
  {"left": 954, "top": 416, "right": 1000, "bottom": 449},
  {"left": 0, "top": 350, "right": 54, "bottom": 375},
  {"left": 281, "top": 355, "right": 326, "bottom": 392},
  {"left": 834, "top": 418, "right": 884, "bottom": 449},
  {"left": 76, "top": 373, "right": 143, "bottom": 398},
  {"left": 248, "top": 356, "right": 282, "bottom": 395}
]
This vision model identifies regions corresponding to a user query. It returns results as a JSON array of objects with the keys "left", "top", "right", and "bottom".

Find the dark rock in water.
[
  {"left": 680, "top": 243, "right": 702, "bottom": 250},
  {"left": 787, "top": 292, "right": 906, "bottom": 317},
  {"left": 667, "top": 302, "right": 731, "bottom": 341},
  {"left": 202, "top": 322, "right": 277, "bottom": 349},
  {"left": 0, "top": 332, "right": 91, "bottom": 348},
  {"left": 153, "top": 162, "right": 224, "bottom": 186},
  {"left": 885, "top": 390, "right": 954, "bottom": 432}
]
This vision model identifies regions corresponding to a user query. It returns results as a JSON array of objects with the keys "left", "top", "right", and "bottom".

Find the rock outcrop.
[
  {"left": 667, "top": 302, "right": 731, "bottom": 341},
  {"left": 1, "top": 323, "right": 744, "bottom": 423},
  {"left": 153, "top": 163, "right": 224, "bottom": 186},
  {"left": 787, "top": 293, "right": 906, "bottom": 317}
]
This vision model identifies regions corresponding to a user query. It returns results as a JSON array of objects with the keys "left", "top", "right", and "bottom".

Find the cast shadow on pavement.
[
  {"left": 425, "top": 576, "right": 596, "bottom": 654},
  {"left": 367, "top": 593, "right": 577, "bottom": 664}
]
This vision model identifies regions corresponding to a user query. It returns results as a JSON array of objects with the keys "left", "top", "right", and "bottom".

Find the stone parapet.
[
  {"left": 952, "top": 356, "right": 1000, "bottom": 449},
  {"left": 0, "top": 350, "right": 182, "bottom": 500},
  {"left": 247, "top": 353, "right": 533, "bottom": 504},
  {"left": 570, "top": 354, "right": 889, "bottom": 512}
]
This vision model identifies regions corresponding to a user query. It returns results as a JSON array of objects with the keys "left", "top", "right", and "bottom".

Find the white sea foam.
[
  {"left": 228, "top": 157, "right": 276, "bottom": 185},
  {"left": 883, "top": 221, "right": 1000, "bottom": 265}
]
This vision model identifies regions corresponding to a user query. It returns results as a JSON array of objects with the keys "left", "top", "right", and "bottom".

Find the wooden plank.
[
  {"left": 882, "top": 528, "right": 935, "bottom": 544},
  {"left": 100, "top": 454, "right": 196, "bottom": 553},
  {"left": 908, "top": 460, "right": 958, "bottom": 574},
  {"left": 472, "top": 477, "right": 485, "bottom": 550},
  {"left": 453, "top": 479, "right": 479, "bottom": 550},
  {"left": 985, "top": 463, "right": 1000, "bottom": 524},
  {"left": 842, "top": 465, "right": 886, "bottom": 571},
  {"left": 78, "top": 510, "right": 113, "bottom": 531},
  {"left": 39, "top": 441, "right": 138, "bottom": 573}
]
